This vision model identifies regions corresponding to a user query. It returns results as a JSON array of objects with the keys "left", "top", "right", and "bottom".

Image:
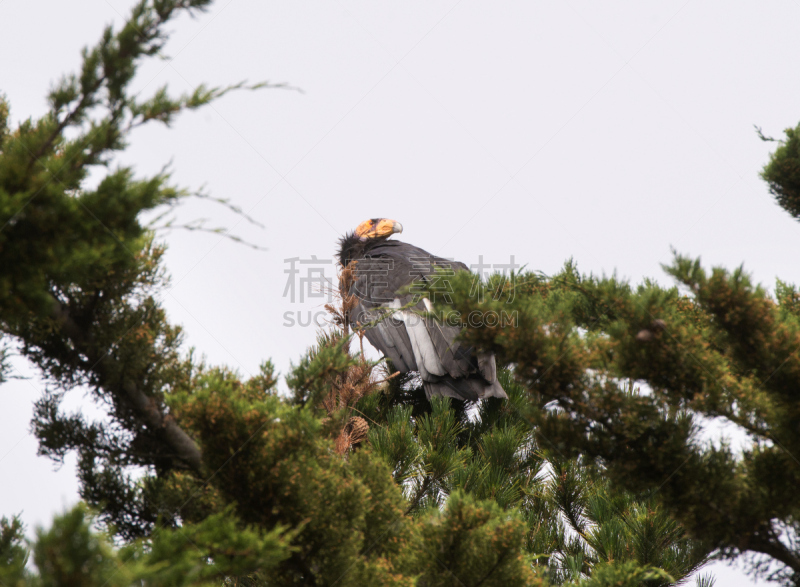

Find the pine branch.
[
  {"left": 747, "top": 528, "right": 800, "bottom": 578},
  {"left": 49, "top": 296, "right": 203, "bottom": 473}
]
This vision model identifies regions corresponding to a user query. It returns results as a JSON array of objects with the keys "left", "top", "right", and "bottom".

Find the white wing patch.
[
  {"left": 375, "top": 321, "right": 396, "bottom": 348},
  {"left": 390, "top": 297, "right": 447, "bottom": 378}
]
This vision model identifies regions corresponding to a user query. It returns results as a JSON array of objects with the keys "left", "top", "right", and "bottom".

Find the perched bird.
[{"left": 337, "top": 218, "right": 507, "bottom": 401}]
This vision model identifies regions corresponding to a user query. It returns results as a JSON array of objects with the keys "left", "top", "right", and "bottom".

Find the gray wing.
[
  {"left": 345, "top": 240, "right": 506, "bottom": 400},
  {"left": 348, "top": 242, "right": 471, "bottom": 373},
  {"left": 351, "top": 300, "right": 417, "bottom": 372}
]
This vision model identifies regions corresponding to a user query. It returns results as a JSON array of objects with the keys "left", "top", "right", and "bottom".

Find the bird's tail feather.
[{"left": 423, "top": 377, "right": 507, "bottom": 402}]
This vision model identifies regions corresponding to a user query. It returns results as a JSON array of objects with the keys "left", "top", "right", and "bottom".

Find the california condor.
[{"left": 337, "top": 218, "right": 507, "bottom": 402}]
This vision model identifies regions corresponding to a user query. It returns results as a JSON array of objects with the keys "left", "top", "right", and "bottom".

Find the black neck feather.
[
  {"left": 337, "top": 232, "right": 366, "bottom": 267},
  {"left": 338, "top": 232, "right": 396, "bottom": 266}
]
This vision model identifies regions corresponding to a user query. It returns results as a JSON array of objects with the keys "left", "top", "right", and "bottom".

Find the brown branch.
[
  {"left": 25, "top": 85, "right": 103, "bottom": 174},
  {"left": 50, "top": 296, "right": 203, "bottom": 473},
  {"left": 405, "top": 476, "right": 432, "bottom": 515},
  {"left": 747, "top": 528, "right": 800, "bottom": 577},
  {"left": 25, "top": 2, "right": 180, "bottom": 172}
]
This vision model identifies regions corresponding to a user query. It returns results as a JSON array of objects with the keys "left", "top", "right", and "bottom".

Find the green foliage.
[
  {"left": 16, "top": 504, "right": 293, "bottom": 587},
  {"left": 762, "top": 124, "right": 800, "bottom": 221},
  {"left": 8, "top": 365, "right": 713, "bottom": 585},
  {"left": 285, "top": 333, "right": 359, "bottom": 406},
  {"left": 124, "top": 506, "right": 295, "bottom": 585},
  {"left": 166, "top": 363, "right": 421, "bottom": 584},
  {"left": 32, "top": 505, "right": 126, "bottom": 587},
  {"left": 427, "top": 255, "right": 800, "bottom": 583},
  {"left": 360, "top": 370, "right": 711, "bottom": 585},
  {"left": 548, "top": 458, "right": 708, "bottom": 585},
  {"left": 0, "top": 515, "right": 28, "bottom": 586},
  {"left": 417, "top": 491, "right": 540, "bottom": 587},
  {"left": 576, "top": 561, "right": 672, "bottom": 587},
  {"left": 8, "top": 0, "right": 800, "bottom": 585},
  {"left": 0, "top": 0, "right": 273, "bottom": 540}
]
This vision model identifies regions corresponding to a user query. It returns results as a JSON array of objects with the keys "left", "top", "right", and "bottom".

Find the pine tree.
[
  {"left": 2, "top": 2, "right": 548, "bottom": 583},
  {"left": 430, "top": 238, "right": 800, "bottom": 583},
  {"left": 4, "top": 1, "right": 795, "bottom": 585}
]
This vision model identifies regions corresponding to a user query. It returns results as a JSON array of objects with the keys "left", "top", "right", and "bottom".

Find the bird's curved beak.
[{"left": 357, "top": 218, "right": 403, "bottom": 240}]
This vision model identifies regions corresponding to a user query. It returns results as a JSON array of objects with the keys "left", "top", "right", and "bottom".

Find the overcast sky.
[{"left": 3, "top": 1, "right": 800, "bottom": 583}]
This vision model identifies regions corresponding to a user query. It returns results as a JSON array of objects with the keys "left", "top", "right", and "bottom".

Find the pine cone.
[{"left": 344, "top": 416, "right": 369, "bottom": 446}]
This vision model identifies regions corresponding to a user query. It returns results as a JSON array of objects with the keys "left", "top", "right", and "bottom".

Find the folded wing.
[{"left": 347, "top": 241, "right": 507, "bottom": 401}]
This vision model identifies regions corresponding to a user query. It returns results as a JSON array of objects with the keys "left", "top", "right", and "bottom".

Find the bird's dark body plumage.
[{"left": 338, "top": 224, "right": 507, "bottom": 402}]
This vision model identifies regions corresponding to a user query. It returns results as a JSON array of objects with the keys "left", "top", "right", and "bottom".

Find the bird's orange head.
[{"left": 354, "top": 218, "right": 403, "bottom": 241}]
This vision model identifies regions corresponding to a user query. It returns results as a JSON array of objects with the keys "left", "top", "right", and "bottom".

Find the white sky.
[{"left": 3, "top": 1, "right": 799, "bottom": 583}]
